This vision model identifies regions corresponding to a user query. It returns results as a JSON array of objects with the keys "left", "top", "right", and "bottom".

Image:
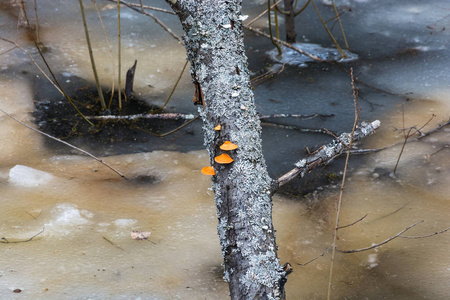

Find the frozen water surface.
[{"left": 1, "top": 0, "right": 449, "bottom": 299}]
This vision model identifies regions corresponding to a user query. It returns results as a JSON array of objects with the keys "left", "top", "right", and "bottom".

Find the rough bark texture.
[{"left": 166, "top": 1, "right": 285, "bottom": 299}]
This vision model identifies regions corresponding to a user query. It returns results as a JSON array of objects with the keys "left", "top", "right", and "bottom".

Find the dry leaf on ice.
[{"left": 131, "top": 231, "right": 151, "bottom": 240}]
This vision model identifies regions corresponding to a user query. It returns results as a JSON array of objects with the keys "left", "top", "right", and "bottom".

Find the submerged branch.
[
  {"left": 297, "top": 247, "right": 330, "bottom": 266},
  {"left": 337, "top": 214, "right": 368, "bottom": 230},
  {"left": 0, "top": 228, "right": 45, "bottom": 244},
  {"left": 87, "top": 112, "right": 333, "bottom": 122}
]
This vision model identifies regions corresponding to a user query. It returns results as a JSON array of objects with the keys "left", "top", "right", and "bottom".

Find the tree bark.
[{"left": 166, "top": 0, "right": 286, "bottom": 299}]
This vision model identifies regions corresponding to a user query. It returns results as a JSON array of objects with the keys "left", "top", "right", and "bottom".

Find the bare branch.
[
  {"left": 418, "top": 117, "right": 450, "bottom": 139},
  {"left": 86, "top": 112, "right": 198, "bottom": 121},
  {"left": 87, "top": 112, "right": 333, "bottom": 122},
  {"left": 273, "top": 120, "right": 380, "bottom": 190},
  {"left": 259, "top": 113, "right": 335, "bottom": 120},
  {"left": 399, "top": 226, "right": 450, "bottom": 239},
  {"left": 338, "top": 220, "right": 424, "bottom": 253}
]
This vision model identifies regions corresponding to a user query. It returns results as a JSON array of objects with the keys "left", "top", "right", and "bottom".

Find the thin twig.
[
  {"left": 338, "top": 220, "right": 424, "bottom": 253},
  {"left": 310, "top": 0, "right": 346, "bottom": 59},
  {"left": 108, "top": 0, "right": 183, "bottom": 43},
  {"left": 117, "top": 0, "right": 123, "bottom": 111},
  {"left": 418, "top": 118, "right": 450, "bottom": 139},
  {"left": 261, "top": 122, "right": 337, "bottom": 136},
  {"left": 260, "top": 113, "right": 335, "bottom": 120},
  {"left": 246, "top": 0, "right": 283, "bottom": 26},
  {"left": 297, "top": 247, "right": 330, "bottom": 266},
  {"left": 370, "top": 202, "right": 410, "bottom": 223},
  {"left": 330, "top": 0, "right": 348, "bottom": 50},
  {"left": 136, "top": 115, "right": 200, "bottom": 137},
  {"left": 15, "top": 3, "right": 94, "bottom": 126},
  {"left": 327, "top": 67, "right": 359, "bottom": 300},
  {"left": 86, "top": 112, "right": 198, "bottom": 121},
  {"left": 392, "top": 127, "right": 412, "bottom": 175},
  {"left": 267, "top": 0, "right": 282, "bottom": 57},
  {"left": 92, "top": 0, "right": 116, "bottom": 108},
  {"left": 244, "top": 25, "right": 324, "bottom": 62},
  {"left": 0, "top": 228, "right": 45, "bottom": 244},
  {"left": 0, "top": 108, "right": 126, "bottom": 179},
  {"left": 250, "top": 61, "right": 287, "bottom": 85},
  {"left": 393, "top": 112, "right": 436, "bottom": 175},
  {"left": 103, "top": 236, "right": 125, "bottom": 251},
  {"left": 337, "top": 214, "right": 368, "bottom": 230},
  {"left": 79, "top": 0, "right": 106, "bottom": 110},
  {"left": 33, "top": 0, "right": 40, "bottom": 44},
  {"left": 399, "top": 227, "right": 450, "bottom": 239}
]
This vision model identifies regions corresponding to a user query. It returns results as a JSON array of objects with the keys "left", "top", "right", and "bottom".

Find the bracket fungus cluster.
[
  {"left": 201, "top": 125, "right": 239, "bottom": 175},
  {"left": 213, "top": 140, "right": 238, "bottom": 165}
]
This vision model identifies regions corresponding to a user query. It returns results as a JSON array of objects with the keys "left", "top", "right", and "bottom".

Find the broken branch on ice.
[{"left": 273, "top": 120, "right": 381, "bottom": 191}]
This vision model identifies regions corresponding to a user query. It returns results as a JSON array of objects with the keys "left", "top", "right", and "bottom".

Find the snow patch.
[
  {"left": 8, "top": 165, "right": 55, "bottom": 187},
  {"left": 114, "top": 219, "right": 137, "bottom": 227}
]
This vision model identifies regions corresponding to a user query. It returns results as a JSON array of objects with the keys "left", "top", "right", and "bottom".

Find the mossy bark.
[{"left": 166, "top": 1, "right": 287, "bottom": 299}]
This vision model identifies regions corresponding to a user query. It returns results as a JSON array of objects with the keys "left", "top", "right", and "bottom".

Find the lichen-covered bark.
[{"left": 166, "top": 0, "right": 285, "bottom": 299}]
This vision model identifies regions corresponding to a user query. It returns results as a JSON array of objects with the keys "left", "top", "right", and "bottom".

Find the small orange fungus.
[
  {"left": 214, "top": 153, "right": 234, "bottom": 164},
  {"left": 201, "top": 166, "right": 216, "bottom": 175},
  {"left": 214, "top": 124, "right": 222, "bottom": 131},
  {"left": 220, "top": 141, "right": 238, "bottom": 151}
]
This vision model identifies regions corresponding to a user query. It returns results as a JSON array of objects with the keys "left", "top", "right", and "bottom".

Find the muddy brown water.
[{"left": 1, "top": 0, "right": 449, "bottom": 299}]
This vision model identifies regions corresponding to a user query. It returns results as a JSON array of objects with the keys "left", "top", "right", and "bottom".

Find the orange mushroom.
[
  {"left": 201, "top": 166, "right": 216, "bottom": 175},
  {"left": 214, "top": 124, "right": 222, "bottom": 131},
  {"left": 214, "top": 153, "right": 234, "bottom": 164},
  {"left": 220, "top": 141, "right": 238, "bottom": 151}
]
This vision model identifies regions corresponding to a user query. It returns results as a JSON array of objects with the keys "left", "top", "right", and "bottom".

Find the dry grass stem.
[{"left": 327, "top": 68, "right": 360, "bottom": 300}]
